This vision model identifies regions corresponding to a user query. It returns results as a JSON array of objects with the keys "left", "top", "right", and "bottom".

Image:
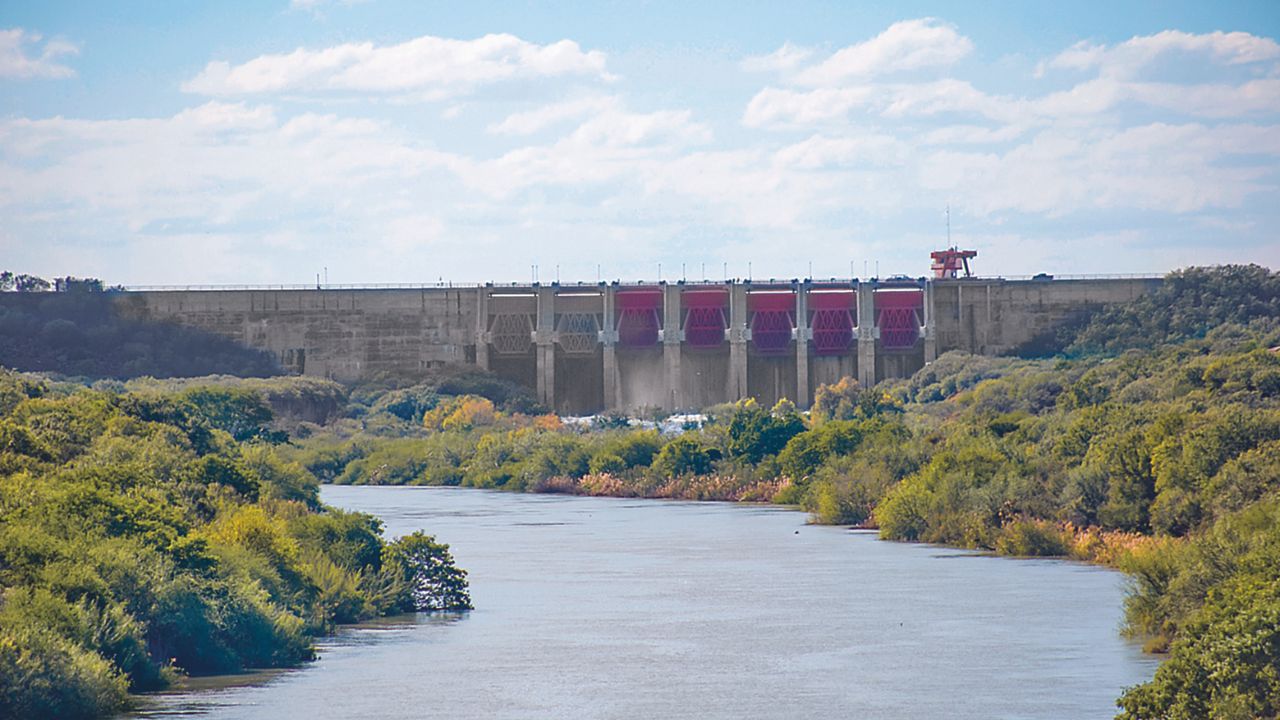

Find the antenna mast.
[{"left": 930, "top": 204, "right": 977, "bottom": 280}]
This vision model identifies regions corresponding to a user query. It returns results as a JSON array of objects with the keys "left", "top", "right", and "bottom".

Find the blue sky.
[{"left": 1, "top": 1, "right": 1277, "bottom": 285}]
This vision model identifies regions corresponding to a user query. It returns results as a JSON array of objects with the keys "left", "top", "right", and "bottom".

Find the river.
[{"left": 129, "top": 486, "right": 1160, "bottom": 719}]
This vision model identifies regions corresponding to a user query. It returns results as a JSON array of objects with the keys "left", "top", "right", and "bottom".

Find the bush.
[
  {"left": 777, "top": 420, "right": 865, "bottom": 480},
  {"left": 588, "top": 453, "right": 626, "bottom": 475},
  {"left": 875, "top": 478, "right": 933, "bottom": 541},
  {"left": 1070, "top": 265, "right": 1280, "bottom": 355},
  {"left": 381, "top": 532, "right": 471, "bottom": 612},
  {"left": 0, "top": 376, "right": 469, "bottom": 715},
  {"left": 724, "top": 399, "right": 805, "bottom": 464},
  {"left": 0, "top": 620, "right": 128, "bottom": 720},
  {"left": 596, "top": 430, "right": 661, "bottom": 470},
  {"left": 994, "top": 520, "right": 1068, "bottom": 557},
  {"left": 652, "top": 436, "right": 716, "bottom": 477},
  {"left": 812, "top": 376, "right": 902, "bottom": 421},
  {"left": 1119, "top": 572, "right": 1280, "bottom": 720}
]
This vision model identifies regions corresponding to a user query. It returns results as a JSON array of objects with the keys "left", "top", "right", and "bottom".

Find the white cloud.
[
  {"left": 183, "top": 33, "right": 613, "bottom": 97},
  {"left": 1049, "top": 30, "right": 1280, "bottom": 78},
  {"left": 880, "top": 79, "right": 1015, "bottom": 120},
  {"left": 0, "top": 28, "right": 78, "bottom": 79},
  {"left": 568, "top": 107, "right": 711, "bottom": 148},
  {"left": 0, "top": 95, "right": 728, "bottom": 281},
  {"left": 918, "top": 122, "right": 1280, "bottom": 216},
  {"left": 640, "top": 149, "right": 812, "bottom": 229},
  {"left": 793, "top": 18, "right": 972, "bottom": 86},
  {"left": 741, "top": 42, "right": 814, "bottom": 73},
  {"left": 743, "top": 86, "right": 874, "bottom": 127},
  {"left": 745, "top": 23, "right": 1280, "bottom": 132},
  {"left": 5, "top": 20, "right": 1280, "bottom": 283},
  {"left": 0, "top": 102, "right": 455, "bottom": 231},
  {"left": 173, "top": 101, "right": 279, "bottom": 130},
  {"left": 744, "top": 80, "right": 1027, "bottom": 128},
  {"left": 920, "top": 124, "right": 1027, "bottom": 145},
  {"left": 773, "top": 133, "right": 906, "bottom": 169},
  {"left": 290, "top": 0, "right": 368, "bottom": 9},
  {"left": 1020, "top": 30, "right": 1280, "bottom": 121},
  {"left": 1127, "top": 78, "right": 1280, "bottom": 118},
  {"left": 488, "top": 96, "right": 617, "bottom": 135},
  {"left": 463, "top": 103, "right": 713, "bottom": 197}
]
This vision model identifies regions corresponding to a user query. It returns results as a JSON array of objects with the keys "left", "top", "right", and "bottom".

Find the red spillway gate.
[
  {"left": 749, "top": 291, "right": 795, "bottom": 354},
  {"left": 809, "top": 290, "right": 855, "bottom": 355},
  {"left": 682, "top": 288, "right": 728, "bottom": 349},
  {"left": 615, "top": 288, "right": 663, "bottom": 348},
  {"left": 875, "top": 289, "right": 923, "bottom": 350},
  {"left": 489, "top": 312, "right": 533, "bottom": 354}
]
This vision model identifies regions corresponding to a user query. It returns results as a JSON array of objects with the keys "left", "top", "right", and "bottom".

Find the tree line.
[
  {"left": 4, "top": 264, "right": 1278, "bottom": 718},
  {"left": 0, "top": 270, "right": 281, "bottom": 379},
  {"left": 0, "top": 373, "right": 471, "bottom": 719},
  {"left": 278, "top": 264, "right": 1280, "bottom": 719}
]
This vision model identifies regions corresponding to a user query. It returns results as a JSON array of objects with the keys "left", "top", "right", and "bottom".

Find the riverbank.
[
  {"left": 9, "top": 265, "right": 1278, "bottom": 718},
  {"left": 288, "top": 266, "right": 1280, "bottom": 717},
  {"left": 493, "top": 470, "right": 1173, "bottom": 569},
  {"left": 0, "top": 372, "right": 472, "bottom": 720},
  {"left": 120, "top": 485, "right": 1158, "bottom": 720}
]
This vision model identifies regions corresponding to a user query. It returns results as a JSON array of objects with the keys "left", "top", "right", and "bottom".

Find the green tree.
[
  {"left": 182, "top": 387, "right": 277, "bottom": 443},
  {"left": 1118, "top": 573, "right": 1280, "bottom": 720},
  {"left": 381, "top": 532, "right": 471, "bottom": 612},
  {"left": 726, "top": 399, "right": 805, "bottom": 464},
  {"left": 777, "top": 420, "right": 865, "bottom": 480},
  {"left": 652, "top": 436, "right": 716, "bottom": 477},
  {"left": 1093, "top": 428, "right": 1156, "bottom": 532},
  {"left": 812, "top": 376, "right": 902, "bottom": 422}
]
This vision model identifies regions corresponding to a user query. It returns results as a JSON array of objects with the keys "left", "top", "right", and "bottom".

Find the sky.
[{"left": 1, "top": 1, "right": 1278, "bottom": 286}]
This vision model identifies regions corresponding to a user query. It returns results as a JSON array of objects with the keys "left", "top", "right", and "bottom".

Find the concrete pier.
[
  {"left": 535, "top": 286, "right": 555, "bottom": 409},
  {"left": 729, "top": 283, "right": 748, "bottom": 402},
  {"left": 856, "top": 282, "right": 876, "bottom": 387},
  {"left": 662, "top": 284, "right": 682, "bottom": 411},
  {"left": 602, "top": 284, "right": 618, "bottom": 411},
  {"left": 794, "top": 282, "right": 810, "bottom": 408}
]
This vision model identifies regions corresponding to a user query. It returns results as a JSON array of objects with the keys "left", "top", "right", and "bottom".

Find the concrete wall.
[
  {"left": 110, "top": 276, "right": 1162, "bottom": 413},
  {"left": 930, "top": 278, "right": 1161, "bottom": 356},
  {"left": 114, "top": 288, "right": 477, "bottom": 383}
]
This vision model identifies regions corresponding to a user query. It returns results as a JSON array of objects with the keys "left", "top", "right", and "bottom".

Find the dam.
[{"left": 112, "top": 268, "right": 1161, "bottom": 414}]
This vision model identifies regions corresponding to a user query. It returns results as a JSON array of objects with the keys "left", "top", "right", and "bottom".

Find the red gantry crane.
[{"left": 930, "top": 248, "right": 977, "bottom": 279}]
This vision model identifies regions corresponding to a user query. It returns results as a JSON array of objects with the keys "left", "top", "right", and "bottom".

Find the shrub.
[
  {"left": 0, "top": 620, "right": 128, "bottom": 720},
  {"left": 381, "top": 532, "right": 471, "bottom": 612},
  {"left": 875, "top": 478, "right": 933, "bottom": 541},
  {"left": 812, "top": 376, "right": 902, "bottom": 421},
  {"left": 1118, "top": 573, "right": 1280, "bottom": 720},
  {"left": 724, "top": 399, "right": 805, "bottom": 464},
  {"left": 652, "top": 436, "right": 716, "bottom": 477},
  {"left": 588, "top": 453, "right": 626, "bottom": 475},
  {"left": 777, "top": 420, "right": 865, "bottom": 480},
  {"left": 994, "top": 519, "right": 1068, "bottom": 557}
]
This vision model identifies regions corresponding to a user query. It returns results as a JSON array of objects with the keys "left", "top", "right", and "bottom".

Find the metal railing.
[
  {"left": 122, "top": 282, "right": 483, "bottom": 291},
  {"left": 118, "top": 272, "right": 1166, "bottom": 293},
  {"left": 995, "top": 273, "right": 1163, "bottom": 281}
]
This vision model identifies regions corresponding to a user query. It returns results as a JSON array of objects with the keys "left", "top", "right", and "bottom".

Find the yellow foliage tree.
[{"left": 423, "top": 395, "right": 498, "bottom": 432}]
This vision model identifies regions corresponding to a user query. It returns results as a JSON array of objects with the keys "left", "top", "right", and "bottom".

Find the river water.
[{"left": 130, "top": 486, "right": 1159, "bottom": 719}]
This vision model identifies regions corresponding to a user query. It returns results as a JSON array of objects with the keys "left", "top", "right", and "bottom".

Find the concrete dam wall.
[{"left": 112, "top": 276, "right": 1160, "bottom": 414}]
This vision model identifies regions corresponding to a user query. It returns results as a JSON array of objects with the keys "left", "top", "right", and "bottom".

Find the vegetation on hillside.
[
  {"left": 0, "top": 272, "right": 280, "bottom": 378},
  {"left": 0, "top": 373, "right": 470, "bottom": 719},
  {"left": 275, "top": 264, "right": 1280, "bottom": 718},
  {"left": 6, "top": 264, "right": 1278, "bottom": 718}
]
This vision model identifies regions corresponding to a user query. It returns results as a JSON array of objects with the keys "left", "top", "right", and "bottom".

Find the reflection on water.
[
  {"left": 127, "top": 618, "right": 448, "bottom": 717},
  {"left": 124, "top": 486, "right": 1159, "bottom": 720}
]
